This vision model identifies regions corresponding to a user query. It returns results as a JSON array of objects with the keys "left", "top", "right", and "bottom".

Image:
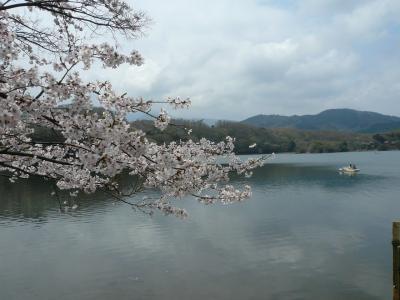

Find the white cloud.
[
  {"left": 108, "top": 0, "right": 400, "bottom": 119},
  {"left": 335, "top": 0, "right": 400, "bottom": 38},
  {"left": 286, "top": 50, "right": 358, "bottom": 80}
]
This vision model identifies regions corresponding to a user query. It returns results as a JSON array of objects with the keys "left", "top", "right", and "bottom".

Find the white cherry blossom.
[{"left": 0, "top": 1, "right": 270, "bottom": 216}]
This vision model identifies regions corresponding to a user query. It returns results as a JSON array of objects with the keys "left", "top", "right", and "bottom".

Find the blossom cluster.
[{"left": 0, "top": 1, "right": 269, "bottom": 216}]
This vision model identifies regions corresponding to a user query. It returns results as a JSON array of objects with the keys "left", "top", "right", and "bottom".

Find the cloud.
[{"left": 108, "top": 0, "right": 400, "bottom": 120}]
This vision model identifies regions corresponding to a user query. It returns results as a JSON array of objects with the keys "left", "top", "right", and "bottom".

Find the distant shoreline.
[{"left": 237, "top": 149, "right": 399, "bottom": 156}]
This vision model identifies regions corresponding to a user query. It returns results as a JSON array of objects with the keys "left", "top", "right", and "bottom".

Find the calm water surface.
[{"left": 1, "top": 151, "right": 400, "bottom": 299}]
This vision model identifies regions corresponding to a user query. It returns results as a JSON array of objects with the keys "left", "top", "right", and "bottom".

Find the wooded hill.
[
  {"left": 131, "top": 120, "right": 400, "bottom": 154},
  {"left": 27, "top": 106, "right": 400, "bottom": 155},
  {"left": 242, "top": 109, "right": 400, "bottom": 133}
]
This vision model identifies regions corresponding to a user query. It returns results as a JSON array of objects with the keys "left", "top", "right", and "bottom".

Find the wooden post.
[{"left": 393, "top": 222, "right": 400, "bottom": 300}]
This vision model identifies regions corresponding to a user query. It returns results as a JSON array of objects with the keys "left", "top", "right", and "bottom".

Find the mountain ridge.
[{"left": 241, "top": 108, "right": 400, "bottom": 133}]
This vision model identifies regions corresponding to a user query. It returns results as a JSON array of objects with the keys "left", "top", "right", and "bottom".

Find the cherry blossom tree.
[{"left": 0, "top": 0, "right": 269, "bottom": 217}]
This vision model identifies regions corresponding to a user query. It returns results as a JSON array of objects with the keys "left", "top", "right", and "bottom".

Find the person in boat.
[{"left": 348, "top": 163, "right": 357, "bottom": 170}]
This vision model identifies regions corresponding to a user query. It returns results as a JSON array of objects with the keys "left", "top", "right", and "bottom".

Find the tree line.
[{"left": 131, "top": 119, "right": 400, "bottom": 154}]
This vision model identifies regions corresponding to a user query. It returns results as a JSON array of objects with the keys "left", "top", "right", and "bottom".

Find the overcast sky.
[{"left": 107, "top": 0, "right": 400, "bottom": 120}]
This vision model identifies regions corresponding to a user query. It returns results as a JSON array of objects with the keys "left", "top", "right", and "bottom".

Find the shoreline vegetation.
[
  {"left": 132, "top": 119, "right": 400, "bottom": 155},
  {"left": 30, "top": 115, "right": 400, "bottom": 155}
]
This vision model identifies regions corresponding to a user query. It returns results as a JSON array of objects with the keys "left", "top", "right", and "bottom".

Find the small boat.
[{"left": 339, "top": 166, "right": 360, "bottom": 174}]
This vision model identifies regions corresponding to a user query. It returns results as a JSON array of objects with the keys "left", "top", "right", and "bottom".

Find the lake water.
[{"left": 1, "top": 151, "right": 400, "bottom": 300}]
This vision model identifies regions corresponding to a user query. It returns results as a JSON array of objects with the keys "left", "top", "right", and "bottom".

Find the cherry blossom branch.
[
  {"left": 0, "top": 0, "right": 269, "bottom": 217},
  {"left": 1, "top": 1, "right": 68, "bottom": 11},
  {"left": 0, "top": 149, "right": 75, "bottom": 166}
]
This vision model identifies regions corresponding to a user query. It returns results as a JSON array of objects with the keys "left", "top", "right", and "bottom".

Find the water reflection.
[
  {"left": 0, "top": 151, "right": 399, "bottom": 300},
  {"left": 247, "top": 163, "right": 386, "bottom": 191},
  {"left": 0, "top": 177, "right": 113, "bottom": 224}
]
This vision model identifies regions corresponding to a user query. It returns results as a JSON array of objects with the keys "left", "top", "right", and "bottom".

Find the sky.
[{"left": 104, "top": 0, "right": 400, "bottom": 120}]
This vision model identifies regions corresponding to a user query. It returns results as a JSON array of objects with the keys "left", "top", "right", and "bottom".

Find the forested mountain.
[
  {"left": 242, "top": 109, "right": 400, "bottom": 133},
  {"left": 29, "top": 106, "right": 400, "bottom": 155},
  {"left": 131, "top": 119, "right": 400, "bottom": 154},
  {"left": 29, "top": 115, "right": 400, "bottom": 155}
]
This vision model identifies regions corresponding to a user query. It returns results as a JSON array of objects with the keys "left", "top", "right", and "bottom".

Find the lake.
[{"left": 1, "top": 151, "right": 400, "bottom": 300}]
